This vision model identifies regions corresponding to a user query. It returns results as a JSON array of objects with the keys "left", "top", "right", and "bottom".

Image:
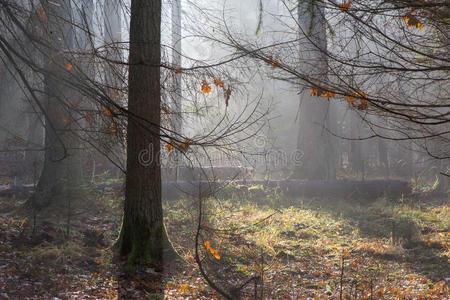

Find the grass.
[
  {"left": 0, "top": 187, "right": 448, "bottom": 299},
  {"left": 169, "top": 195, "right": 449, "bottom": 298}
]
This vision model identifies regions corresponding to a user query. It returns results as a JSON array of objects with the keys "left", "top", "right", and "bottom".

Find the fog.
[{"left": 0, "top": 0, "right": 448, "bottom": 299}]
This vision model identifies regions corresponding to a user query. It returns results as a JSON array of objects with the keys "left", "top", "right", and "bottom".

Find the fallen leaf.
[{"left": 204, "top": 241, "right": 210, "bottom": 251}]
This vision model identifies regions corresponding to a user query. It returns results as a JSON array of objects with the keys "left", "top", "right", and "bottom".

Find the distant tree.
[
  {"left": 292, "top": 0, "right": 336, "bottom": 180},
  {"left": 170, "top": 0, "right": 183, "bottom": 179},
  {"left": 30, "top": 0, "right": 84, "bottom": 208}
]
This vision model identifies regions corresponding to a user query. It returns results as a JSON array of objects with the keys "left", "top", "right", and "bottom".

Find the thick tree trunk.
[
  {"left": 31, "top": 0, "right": 84, "bottom": 208},
  {"left": 23, "top": 112, "right": 44, "bottom": 181},
  {"left": 118, "top": 0, "right": 175, "bottom": 267},
  {"left": 293, "top": 0, "right": 334, "bottom": 180}
]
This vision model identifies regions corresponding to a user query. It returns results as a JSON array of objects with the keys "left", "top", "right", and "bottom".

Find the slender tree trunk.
[
  {"left": 103, "top": 0, "right": 122, "bottom": 86},
  {"left": 171, "top": 0, "right": 182, "bottom": 180},
  {"left": 100, "top": 0, "right": 123, "bottom": 178},
  {"left": 377, "top": 138, "right": 389, "bottom": 179},
  {"left": 327, "top": 100, "right": 339, "bottom": 180},
  {"left": 404, "top": 142, "right": 414, "bottom": 178},
  {"left": 118, "top": 0, "right": 175, "bottom": 267},
  {"left": 438, "top": 159, "right": 449, "bottom": 193},
  {"left": 349, "top": 111, "right": 364, "bottom": 179},
  {"left": 293, "top": 0, "right": 333, "bottom": 179}
]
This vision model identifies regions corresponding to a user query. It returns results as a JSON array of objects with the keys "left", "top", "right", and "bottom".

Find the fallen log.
[
  {"left": 0, "top": 184, "right": 34, "bottom": 197},
  {"left": 1, "top": 179, "right": 411, "bottom": 200},
  {"left": 161, "top": 179, "right": 411, "bottom": 200}
]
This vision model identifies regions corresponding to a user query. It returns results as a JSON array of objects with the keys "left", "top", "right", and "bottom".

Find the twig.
[{"left": 194, "top": 178, "right": 234, "bottom": 300}]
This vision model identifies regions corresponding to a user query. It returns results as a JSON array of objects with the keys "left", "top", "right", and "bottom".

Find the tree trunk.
[
  {"left": 349, "top": 111, "right": 364, "bottom": 179},
  {"left": 100, "top": 0, "right": 124, "bottom": 179},
  {"left": 293, "top": 0, "right": 333, "bottom": 180},
  {"left": 103, "top": 0, "right": 122, "bottom": 86},
  {"left": 118, "top": 0, "right": 175, "bottom": 267},
  {"left": 438, "top": 159, "right": 449, "bottom": 193},
  {"left": 23, "top": 112, "right": 44, "bottom": 182},
  {"left": 31, "top": 0, "right": 84, "bottom": 208},
  {"left": 170, "top": 0, "right": 182, "bottom": 180},
  {"left": 377, "top": 137, "right": 389, "bottom": 179}
]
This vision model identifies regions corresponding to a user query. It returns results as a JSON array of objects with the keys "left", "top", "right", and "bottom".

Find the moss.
[{"left": 118, "top": 216, "right": 182, "bottom": 268}]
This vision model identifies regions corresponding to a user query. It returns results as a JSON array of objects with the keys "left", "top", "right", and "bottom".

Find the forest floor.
[{"left": 0, "top": 184, "right": 448, "bottom": 299}]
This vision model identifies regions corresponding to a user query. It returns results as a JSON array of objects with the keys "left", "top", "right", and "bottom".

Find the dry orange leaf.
[
  {"left": 204, "top": 241, "right": 210, "bottom": 251},
  {"left": 358, "top": 99, "right": 369, "bottom": 110},
  {"left": 213, "top": 249, "right": 220, "bottom": 260},
  {"left": 178, "top": 138, "right": 190, "bottom": 151},
  {"left": 174, "top": 68, "right": 183, "bottom": 74},
  {"left": 38, "top": 7, "right": 46, "bottom": 20},
  {"left": 322, "top": 91, "right": 330, "bottom": 101},
  {"left": 103, "top": 107, "right": 112, "bottom": 117},
  {"left": 265, "top": 55, "right": 282, "bottom": 69},
  {"left": 110, "top": 122, "right": 116, "bottom": 133},
  {"left": 271, "top": 60, "right": 282, "bottom": 69},
  {"left": 214, "top": 78, "right": 224, "bottom": 88},
  {"left": 66, "top": 63, "right": 72, "bottom": 71},
  {"left": 403, "top": 14, "right": 423, "bottom": 30},
  {"left": 165, "top": 143, "right": 173, "bottom": 152},
  {"left": 162, "top": 106, "right": 170, "bottom": 114},
  {"left": 85, "top": 112, "right": 92, "bottom": 124},
  {"left": 201, "top": 80, "right": 211, "bottom": 94},
  {"left": 347, "top": 96, "right": 355, "bottom": 105},
  {"left": 354, "top": 91, "right": 367, "bottom": 99},
  {"left": 339, "top": 0, "right": 351, "bottom": 12}
]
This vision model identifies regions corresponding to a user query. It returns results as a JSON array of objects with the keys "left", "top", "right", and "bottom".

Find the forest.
[{"left": 0, "top": 0, "right": 448, "bottom": 299}]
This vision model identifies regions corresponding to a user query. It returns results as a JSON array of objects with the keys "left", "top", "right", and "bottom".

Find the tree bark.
[{"left": 118, "top": 0, "right": 175, "bottom": 267}]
